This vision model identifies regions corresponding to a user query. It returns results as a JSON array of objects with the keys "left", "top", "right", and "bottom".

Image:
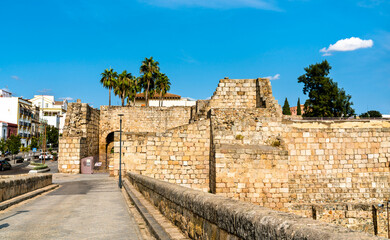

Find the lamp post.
[{"left": 118, "top": 114, "right": 124, "bottom": 189}]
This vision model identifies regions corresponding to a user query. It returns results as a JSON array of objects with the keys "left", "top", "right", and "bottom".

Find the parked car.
[
  {"left": 0, "top": 160, "right": 12, "bottom": 171},
  {"left": 15, "top": 156, "right": 24, "bottom": 163},
  {"left": 39, "top": 152, "right": 53, "bottom": 160}
]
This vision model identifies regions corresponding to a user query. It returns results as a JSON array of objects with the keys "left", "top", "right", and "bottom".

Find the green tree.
[
  {"left": 114, "top": 71, "right": 132, "bottom": 107},
  {"left": 6, "top": 135, "right": 21, "bottom": 162},
  {"left": 0, "top": 138, "right": 7, "bottom": 156},
  {"left": 360, "top": 110, "right": 382, "bottom": 118},
  {"left": 282, "top": 98, "right": 291, "bottom": 115},
  {"left": 30, "top": 136, "right": 39, "bottom": 149},
  {"left": 155, "top": 73, "right": 171, "bottom": 107},
  {"left": 298, "top": 60, "right": 354, "bottom": 117},
  {"left": 297, "top": 98, "right": 302, "bottom": 115},
  {"left": 100, "top": 67, "right": 118, "bottom": 106},
  {"left": 140, "top": 57, "right": 160, "bottom": 107},
  {"left": 46, "top": 126, "right": 59, "bottom": 147}
]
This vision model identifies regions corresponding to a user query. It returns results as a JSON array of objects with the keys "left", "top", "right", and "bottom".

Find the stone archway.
[{"left": 105, "top": 131, "right": 116, "bottom": 174}]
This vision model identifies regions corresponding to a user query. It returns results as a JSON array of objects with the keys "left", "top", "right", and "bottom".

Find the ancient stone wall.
[
  {"left": 212, "top": 144, "right": 289, "bottom": 210},
  {"left": 127, "top": 172, "right": 381, "bottom": 240},
  {"left": 114, "top": 119, "right": 210, "bottom": 191},
  {"left": 99, "top": 106, "right": 192, "bottom": 170},
  {"left": 58, "top": 102, "right": 100, "bottom": 173},
  {"left": 283, "top": 120, "right": 390, "bottom": 205},
  {"left": 209, "top": 78, "right": 282, "bottom": 116},
  {"left": 0, "top": 174, "right": 52, "bottom": 201}
]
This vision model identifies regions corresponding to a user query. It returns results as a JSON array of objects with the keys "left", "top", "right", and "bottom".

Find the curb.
[
  {"left": 29, "top": 168, "right": 50, "bottom": 173},
  {"left": 0, "top": 184, "right": 59, "bottom": 211},
  {"left": 123, "top": 179, "right": 172, "bottom": 240}
]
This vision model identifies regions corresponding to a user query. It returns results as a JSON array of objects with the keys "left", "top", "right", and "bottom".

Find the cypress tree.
[
  {"left": 282, "top": 98, "right": 291, "bottom": 115},
  {"left": 297, "top": 98, "right": 302, "bottom": 115}
]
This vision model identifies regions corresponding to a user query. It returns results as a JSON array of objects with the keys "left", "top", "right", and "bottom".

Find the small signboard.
[
  {"left": 32, "top": 148, "right": 37, "bottom": 152},
  {"left": 94, "top": 162, "right": 102, "bottom": 167}
]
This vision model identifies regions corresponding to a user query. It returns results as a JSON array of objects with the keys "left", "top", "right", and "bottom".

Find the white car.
[{"left": 39, "top": 153, "right": 53, "bottom": 160}]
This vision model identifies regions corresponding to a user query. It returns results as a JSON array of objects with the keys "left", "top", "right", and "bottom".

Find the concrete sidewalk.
[{"left": 0, "top": 173, "right": 142, "bottom": 240}]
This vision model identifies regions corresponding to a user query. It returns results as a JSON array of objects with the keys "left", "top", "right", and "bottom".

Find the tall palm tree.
[
  {"left": 114, "top": 71, "right": 132, "bottom": 106},
  {"left": 155, "top": 73, "right": 171, "bottom": 107},
  {"left": 140, "top": 57, "right": 160, "bottom": 107},
  {"left": 100, "top": 67, "right": 118, "bottom": 106},
  {"left": 126, "top": 76, "right": 141, "bottom": 107}
]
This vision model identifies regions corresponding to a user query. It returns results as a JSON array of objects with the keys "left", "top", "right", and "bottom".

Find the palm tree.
[
  {"left": 155, "top": 73, "right": 171, "bottom": 107},
  {"left": 100, "top": 67, "right": 118, "bottom": 106},
  {"left": 126, "top": 76, "right": 141, "bottom": 107},
  {"left": 140, "top": 57, "right": 160, "bottom": 107},
  {"left": 114, "top": 71, "right": 132, "bottom": 106}
]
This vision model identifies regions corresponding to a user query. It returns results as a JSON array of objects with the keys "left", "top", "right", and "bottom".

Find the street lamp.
[{"left": 118, "top": 114, "right": 124, "bottom": 189}]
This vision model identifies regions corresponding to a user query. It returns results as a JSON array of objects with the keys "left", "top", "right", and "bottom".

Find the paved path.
[{"left": 0, "top": 174, "right": 142, "bottom": 240}]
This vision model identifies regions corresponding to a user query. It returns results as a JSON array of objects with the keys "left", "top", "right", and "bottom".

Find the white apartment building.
[
  {"left": 0, "top": 97, "right": 33, "bottom": 146},
  {"left": 30, "top": 95, "right": 67, "bottom": 133}
]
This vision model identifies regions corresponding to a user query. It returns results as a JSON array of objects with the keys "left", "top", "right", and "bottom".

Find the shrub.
[
  {"left": 33, "top": 164, "right": 48, "bottom": 170},
  {"left": 235, "top": 135, "right": 244, "bottom": 140}
]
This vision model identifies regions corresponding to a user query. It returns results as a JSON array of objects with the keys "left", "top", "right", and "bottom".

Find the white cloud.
[
  {"left": 357, "top": 0, "right": 384, "bottom": 8},
  {"left": 320, "top": 37, "right": 374, "bottom": 56},
  {"left": 60, "top": 97, "right": 74, "bottom": 101},
  {"left": 138, "top": 0, "right": 281, "bottom": 10},
  {"left": 37, "top": 88, "right": 52, "bottom": 94},
  {"left": 11, "top": 75, "right": 20, "bottom": 80},
  {"left": 265, "top": 73, "right": 280, "bottom": 80}
]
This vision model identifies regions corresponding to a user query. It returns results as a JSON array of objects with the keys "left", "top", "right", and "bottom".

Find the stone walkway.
[{"left": 0, "top": 174, "right": 142, "bottom": 240}]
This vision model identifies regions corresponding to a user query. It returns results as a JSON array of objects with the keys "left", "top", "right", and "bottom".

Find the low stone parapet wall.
[
  {"left": 0, "top": 174, "right": 52, "bottom": 202},
  {"left": 127, "top": 172, "right": 383, "bottom": 240}
]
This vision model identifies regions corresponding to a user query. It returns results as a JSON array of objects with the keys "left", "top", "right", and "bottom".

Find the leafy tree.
[
  {"left": 46, "top": 126, "right": 59, "bottom": 147},
  {"left": 140, "top": 57, "right": 160, "bottom": 107},
  {"left": 114, "top": 71, "right": 132, "bottom": 107},
  {"left": 297, "top": 98, "right": 302, "bottom": 115},
  {"left": 100, "top": 67, "right": 118, "bottom": 106},
  {"left": 30, "top": 136, "right": 39, "bottom": 149},
  {"left": 298, "top": 60, "right": 355, "bottom": 117},
  {"left": 282, "top": 98, "right": 291, "bottom": 115},
  {"left": 6, "top": 135, "right": 21, "bottom": 162},
  {"left": 155, "top": 73, "right": 171, "bottom": 107},
  {"left": 360, "top": 110, "right": 382, "bottom": 118},
  {"left": 0, "top": 138, "right": 7, "bottom": 156}
]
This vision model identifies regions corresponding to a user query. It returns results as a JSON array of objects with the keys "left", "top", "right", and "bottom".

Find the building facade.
[
  {"left": 290, "top": 104, "right": 305, "bottom": 115},
  {"left": 0, "top": 122, "right": 7, "bottom": 140},
  {"left": 30, "top": 95, "right": 67, "bottom": 133},
  {"left": 134, "top": 93, "right": 196, "bottom": 107},
  {"left": 0, "top": 97, "right": 33, "bottom": 146}
]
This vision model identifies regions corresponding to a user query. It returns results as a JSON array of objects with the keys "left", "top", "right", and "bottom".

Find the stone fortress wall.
[
  {"left": 99, "top": 106, "right": 192, "bottom": 172},
  {"left": 58, "top": 77, "right": 390, "bottom": 237},
  {"left": 58, "top": 101, "right": 100, "bottom": 173}
]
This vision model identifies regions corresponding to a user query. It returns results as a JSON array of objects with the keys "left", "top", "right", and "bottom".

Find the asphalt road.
[
  {"left": 0, "top": 174, "right": 142, "bottom": 240},
  {"left": 0, "top": 160, "right": 58, "bottom": 175}
]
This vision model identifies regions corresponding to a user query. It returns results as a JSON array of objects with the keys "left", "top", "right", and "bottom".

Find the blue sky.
[{"left": 0, "top": 0, "right": 389, "bottom": 114}]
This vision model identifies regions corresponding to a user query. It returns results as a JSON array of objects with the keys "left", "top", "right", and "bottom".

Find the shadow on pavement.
[{"left": 0, "top": 210, "right": 29, "bottom": 222}]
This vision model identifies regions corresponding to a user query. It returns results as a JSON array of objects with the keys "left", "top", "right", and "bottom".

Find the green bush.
[
  {"left": 30, "top": 161, "right": 43, "bottom": 166},
  {"left": 33, "top": 164, "right": 48, "bottom": 170}
]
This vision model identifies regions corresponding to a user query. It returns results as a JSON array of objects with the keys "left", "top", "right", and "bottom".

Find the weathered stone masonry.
[
  {"left": 59, "top": 77, "right": 390, "bottom": 237},
  {"left": 59, "top": 102, "right": 100, "bottom": 173}
]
